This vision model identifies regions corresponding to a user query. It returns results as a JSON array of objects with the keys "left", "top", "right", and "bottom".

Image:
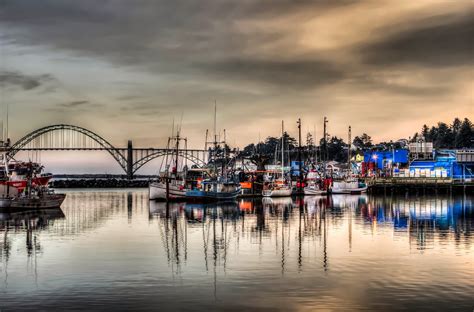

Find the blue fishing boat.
[{"left": 186, "top": 179, "right": 241, "bottom": 201}]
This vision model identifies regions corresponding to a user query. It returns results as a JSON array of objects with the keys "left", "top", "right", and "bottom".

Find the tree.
[
  {"left": 327, "top": 136, "right": 347, "bottom": 162},
  {"left": 353, "top": 133, "right": 372, "bottom": 149},
  {"left": 452, "top": 118, "right": 462, "bottom": 136},
  {"left": 306, "top": 132, "right": 314, "bottom": 147},
  {"left": 282, "top": 131, "right": 297, "bottom": 150},
  {"left": 456, "top": 118, "right": 473, "bottom": 148},
  {"left": 435, "top": 122, "right": 454, "bottom": 148},
  {"left": 412, "top": 118, "right": 472, "bottom": 148},
  {"left": 422, "top": 124, "right": 430, "bottom": 141}
]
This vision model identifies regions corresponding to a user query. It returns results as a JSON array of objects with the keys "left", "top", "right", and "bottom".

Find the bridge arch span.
[
  {"left": 133, "top": 149, "right": 207, "bottom": 174},
  {"left": 8, "top": 124, "right": 128, "bottom": 173}
]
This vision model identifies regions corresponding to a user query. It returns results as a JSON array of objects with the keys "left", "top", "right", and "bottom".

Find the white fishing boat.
[
  {"left": 149, "top": 126, "right": 188, "bottom": 201},
  {"left": 330, "top": 179, "right": 367, "bottom": 194},
  {"left": 149, "top": 179, "right": 186, "bottom": 201},
  {"left": 263, "top": 121, "right": 292, "bottom": 197},
  {"left": 303, "top": 171, "right": 326, "bottom": 195},
  {"left": 262, "top": 179, "right": 292, "bottom": 197},
  {"left": 304, "top": 181, "right": 326, "bottom": 195}
]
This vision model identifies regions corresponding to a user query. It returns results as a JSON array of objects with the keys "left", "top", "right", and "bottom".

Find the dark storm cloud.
[
  {"left": 199, "top": 58, "right": 344, "bottom": 89},
  {"left": 0, "top": 71, "right": 54, "bottom": 90},
  {"left": 0, "top": 0, "right": 472, "bottom": 101},
  {"left": 0, "top": 0, "right": 355, "bottom": 89},
  {"left": 362, "top": 13, "right": 474, "bottom": 66}
]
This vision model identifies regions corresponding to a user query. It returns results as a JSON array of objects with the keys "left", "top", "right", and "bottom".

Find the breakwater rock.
[{"left": 50, "top": 179, "right": 151, "bottom": 188}]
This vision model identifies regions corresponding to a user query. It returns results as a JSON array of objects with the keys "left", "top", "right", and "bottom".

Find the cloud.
[
  {"left": 0, "top": 71, "right": 55, "bottom": 90},
  {"left": 361, "top": 13, "right": 474, "bottom": 67},
  {"left": 48, "top": 100, "right": 103, "bottom": 112},
  {"left": 0, "top": 0, "right": 472, "bottom": 147},
  {"left": 198, "top": 58, "right": 345, "bottom": 90},
  {"left": 58, "top": 100, "right": 89, "bottom": 108}
]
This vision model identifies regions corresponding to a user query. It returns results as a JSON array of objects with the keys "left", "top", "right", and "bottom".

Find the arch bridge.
[{"left": 6, "top": 124, "right": 209, "bottom": 179}]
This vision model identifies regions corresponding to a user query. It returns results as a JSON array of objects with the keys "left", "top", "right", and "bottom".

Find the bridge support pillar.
[{"left": 127, "top": 140, "right": 134, "bottom": 180}]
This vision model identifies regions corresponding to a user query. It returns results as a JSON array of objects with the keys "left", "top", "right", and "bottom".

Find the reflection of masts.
[
  {"left": 323, "top": 204, "right": 328, "bottom": 271},
  {"left": 281, "top": 206, "right": 285, "bottom": 275},
  {"left": 298, "top": 199, "right": 304, "bottom": 271},
  {"left": 349, "top": 204, "right": 352, "bottom": 252},
  {"left": 202, "top": 216, "right": 210, "bottom": 272},
  {"left": 2, "top": 226, "right": 10, "bottom": 289},
  {"left": 212, "top": 206, "right": 217, "bottom": 301}
]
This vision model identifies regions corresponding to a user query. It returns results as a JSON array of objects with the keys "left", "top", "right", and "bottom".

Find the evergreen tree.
[{"left": 456, "top": 118, "right": 473, "bottom": 148}]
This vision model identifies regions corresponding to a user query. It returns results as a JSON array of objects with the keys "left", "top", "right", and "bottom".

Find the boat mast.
[
  {"left": 323, "top": 117, "right": 328, "bottom": 177},
  {"left": 175, "top": 127, "right": 180, "bottom": 177},
  {"left": 213, "top": 101, "right": 218, "bottom": 178},
  {"left": 347, "top": 125, "right": 351, "bottom": 177},
  {"left": 281, "top": 120, "right": 284, "bottom": 180},
  {"left": 297, "top": 118, "right": 303, "bottom": 193}
]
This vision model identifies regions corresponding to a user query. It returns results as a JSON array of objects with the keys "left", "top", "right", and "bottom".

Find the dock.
[{"left": 367, "top": 177, "right": 473, "bottom": 194}]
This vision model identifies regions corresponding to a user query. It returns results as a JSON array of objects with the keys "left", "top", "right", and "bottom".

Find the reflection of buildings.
[{"left": 361, "top": 195, "right": 473, "bottom": 250}]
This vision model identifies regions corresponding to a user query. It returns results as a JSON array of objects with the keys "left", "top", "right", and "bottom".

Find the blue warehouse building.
[{"left": 363, "top": 150, "right": 409, "bottom": 169}]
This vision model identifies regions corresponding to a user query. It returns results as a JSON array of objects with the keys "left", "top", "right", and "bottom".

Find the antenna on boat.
[
  {"left": 171, "top": 117, "right": 175, "bottom": 138},
  {"left": 313, "top": 124, "right": 316, "bottom": 162},
  {"left": 178, "top": 112, "right": 184, "bottom": 135}
]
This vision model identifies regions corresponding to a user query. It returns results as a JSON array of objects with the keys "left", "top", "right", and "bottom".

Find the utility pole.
[{"left": 297, "top": 118, "right": 303, "bottom": 194}]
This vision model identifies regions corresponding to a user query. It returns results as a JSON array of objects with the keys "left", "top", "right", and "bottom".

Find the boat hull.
[
  {"left": 303, "top": 188, "right": 327, "bottom": 196},
  {"left": 262, "top": 189, "right": 292, "bottom": 197},
  {"left": 2, "top": 194, "right": 66, "bottom": 209},
  {"left": 185, "top": 189, "right": 240, "bottom": 202},
  {"left": 331, "top": 186, "right": 368, "bottom": 195},
  {"left": 149, "top": 182, "right": 186, "bottom": 201}
]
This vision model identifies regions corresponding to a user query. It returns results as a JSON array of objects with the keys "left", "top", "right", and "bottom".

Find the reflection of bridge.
[{"left": 6, "top": 124, "right": 209, "bottom": 179}]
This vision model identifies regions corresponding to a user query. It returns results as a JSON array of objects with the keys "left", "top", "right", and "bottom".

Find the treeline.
[
  {"left": 239, "top": 117, "right": 473, "bottom": 166},
  {"left": 411, "top": 118, "right": 473, "bottom": 149}
]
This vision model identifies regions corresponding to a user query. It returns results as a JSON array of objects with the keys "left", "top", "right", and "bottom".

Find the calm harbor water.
[{"left": 0, "top": 190, "right": 472, "bottom": 311}]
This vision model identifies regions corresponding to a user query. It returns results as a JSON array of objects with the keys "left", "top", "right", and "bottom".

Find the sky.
[{"left": 0, "top": 0, "right": 473, "bottom": 173}]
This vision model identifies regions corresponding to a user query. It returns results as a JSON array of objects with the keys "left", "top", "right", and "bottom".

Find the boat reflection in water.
[
  {"left": 0, "top": 208, "right": 65, "bottom": 261},
  {"left": 1, "top": 190, "right": 472, "bottom": 311}
]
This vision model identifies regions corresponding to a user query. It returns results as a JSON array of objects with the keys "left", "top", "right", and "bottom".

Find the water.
[{"left": 0, "top": 190, "right": 472, "bottom": 311}]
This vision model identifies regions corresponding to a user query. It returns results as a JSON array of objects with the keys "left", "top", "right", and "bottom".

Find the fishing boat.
[
  {"left": 0, "top": 191, "right": 66, "bottom": 209},
  {"left": 303, "top": 170, "right": 326, "bottom": 195},
  {"left": 262, "top": 121, "right": 292, "bottom": 197},
  {"left": 304, "top": 181, "right": 326, "bottom": 195},
  {"left": 0, "top": 142, "right": 52, "bottom": 193},
  {"left": 185, "top": 103, "right": 241, "bottom": 202},
  {"left": 330, "top": 179, "right": 367, "bottom": 194},
  {"left": 149, "top": 126, "right": 189, "bottom": 201},
  {"left": 262, "top": 179, "right": 292, "bottom": 197}
]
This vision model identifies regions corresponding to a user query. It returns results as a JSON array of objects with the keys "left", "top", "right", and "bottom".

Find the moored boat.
[
  {"left": 149, "top": 179, "right": 186, "bottom": 201},
  {"left": 149, "top": 126, "right": 189, "bottom": 201},
  {"left": 330, "top": 179, "right": 367, "bottom": 194},
  {"left": 186, "top": 179, "right": 241, "bottom": 201},
  {"left": 262, "top": 179, "right": 292, "bottom": 197},
  {"left": 262, "top": 121, "right": 292, "bottom": 197},
  {"left": 304, "top": 182, "right": 326, "bottom": 195}
]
